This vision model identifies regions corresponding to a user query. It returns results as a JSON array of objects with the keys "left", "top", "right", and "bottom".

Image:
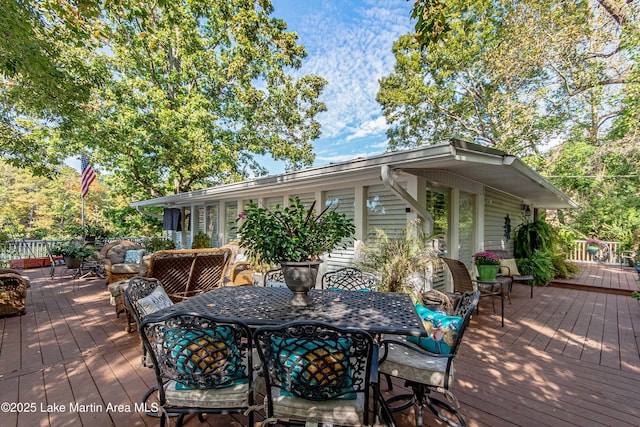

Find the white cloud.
[
  {"left": 345, "top": 116, "right": 388, "bottom": 142},
  {"left": 273, "top": 0, "right": 413, "bottom": 156}
]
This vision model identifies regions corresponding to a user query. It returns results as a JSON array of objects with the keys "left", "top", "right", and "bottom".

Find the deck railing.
[
  {"left": 0, "top": 237, "right": 147, "bottom": 264},
  {"left": 569, "top": 240, "right": 624, "bottom": 264}
]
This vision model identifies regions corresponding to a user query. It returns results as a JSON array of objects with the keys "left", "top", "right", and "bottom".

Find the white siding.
[
  {"left": 484, "top": 187, "right": 526, "bottom": 254},
  {"left": 225, "top": 202, "right": 238, "bottom": 243},
  {"left": 323, "top": 188, "right": 356, "bottom": 271},
  {"left": 265, "top": 196, "right": 284, "bottom": 210},
  {"left": 291, "top": 192, "right": 316, "bottom": 209},
  {"left": 366, "top": 184, "right": 408, "bottom": 244},
  {"left": 207, "top": 204, "right": 219, "bottom": 247}
]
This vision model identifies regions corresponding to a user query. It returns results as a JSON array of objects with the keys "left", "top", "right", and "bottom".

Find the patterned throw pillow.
[
  {"left": 164, "top": 326, "right": 245, "bottom": 389},
  {"left": 407, "top": 303, "right": 462, "bottom": 354},
  {"left": 137, "top": 286, "right": 173, "bottom": 316},
  {"left": 270, "top": 337, "right": 355, "bottom": 400},
  {"left": 124, "top": 249, "right": 145, "bottom": 264}
]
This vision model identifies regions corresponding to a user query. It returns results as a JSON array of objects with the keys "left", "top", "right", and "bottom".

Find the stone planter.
[
  {"left": 477, "top": 264, "right": 499, "bottom": 281},
  {"left": 280, "top": 261, "right": 321, "bottom": 306}
]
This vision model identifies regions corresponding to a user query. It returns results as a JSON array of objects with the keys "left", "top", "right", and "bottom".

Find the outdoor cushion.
[
  {"left": 165, "top": 326, "right": 244, "bottom": 389},
  {"left": 407, "top": 304, "right": 462, "bottom": 354},
  {"left": 378, "top": 336, "right": 449, "bottom": 388},
  {"left": 499, "top": 258, "right": 521, "bottom": 276},
  {"left": 137, "top": 286, "right": 174, "bottom": 316},
  {"left": 270, "top": 337, "right": 355, "bottom": 400},
  {"left": 266, "top": 387, "right": 364, "bottom": 425},
  {"left": 124, "top": 249, "right": 145, "bottom": 264},
  {"left": 165, "top": 379, "right": 250, "bottom": 408},
  {"left": 111, "top": 263, "right": 142, "bottom": 274}
]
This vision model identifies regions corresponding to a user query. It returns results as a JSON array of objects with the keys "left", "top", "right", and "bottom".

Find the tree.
[
  {"left": 65, "top": 0, "right": 327, "bottom": 198},
  {"left": 0, "top": 0, "right": 102, "bottom": 176},
  {"left": 381, "top": 0, "right": 636, "bottom": 157}
]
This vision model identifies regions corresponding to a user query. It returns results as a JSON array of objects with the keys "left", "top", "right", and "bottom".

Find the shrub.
[{"left": 192, "top": 231, "right": 211, "bottom": 249}]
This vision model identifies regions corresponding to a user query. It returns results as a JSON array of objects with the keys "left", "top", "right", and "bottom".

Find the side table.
[{"left": 476, "top": 280, "right": 505, "bottom": 327}]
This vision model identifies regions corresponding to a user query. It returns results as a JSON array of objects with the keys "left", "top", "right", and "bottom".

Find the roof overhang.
[{"left": 131, "top": 140, "right": 577, "bottom": 210}]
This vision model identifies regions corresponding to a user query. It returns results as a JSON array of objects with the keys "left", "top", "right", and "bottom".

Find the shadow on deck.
[{"left": 0, "top": 263, "right": 638, "bottom": 426}]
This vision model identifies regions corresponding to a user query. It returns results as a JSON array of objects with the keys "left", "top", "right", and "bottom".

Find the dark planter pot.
[
  {"left": 477, "top": 264, "right": 499, "bottom": 281},
  {"left": 63, "top": 256, "right": 82, "bottom": 269},
  {"left": 586, "top": 245, "right": 599, "bottom": 255},
  {"left": 280, "top": 261, "right": 321, "bottom": 306}
]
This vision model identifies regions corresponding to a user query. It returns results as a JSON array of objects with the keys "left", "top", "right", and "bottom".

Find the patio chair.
[
  {"left": 379, "top": 290, "right": 480, "bottom": 427},
  {"left": 253, "top": 320, "right": 375, "bottom": 426},
  {"left": 100, "top": 240, "right": 145, "bottom": 284},
  {"left": 263, "top": 268, "right": 286, "bottom": 287},
  {"left": 442, "top": 257, "right": 505, "bottom": 326},
  {"left": 123, "top": 276, "right": 171, "bottom": 335},
  {"left": 140, "top": 310, "right": 256, "bottom": 427},
  {"left": 321, "top": 266, "right": 380, "bottom": 291},
  {"left": 0, "top": 268, "right": 30, "bottom": 316}
]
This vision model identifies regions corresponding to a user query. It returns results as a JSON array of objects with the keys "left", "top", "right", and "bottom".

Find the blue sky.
[{"left": 264, "top": 0, "right": 415, "bottom": 174}]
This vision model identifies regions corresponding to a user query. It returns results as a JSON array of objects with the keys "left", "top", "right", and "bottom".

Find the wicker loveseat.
[
  {"left": 100, "top": 240, "right": 145, "bottom": 285},
  {"left": 146, "top": 248, "right": 232, "bottom": 301},
  {"left": 0, "top": 268, "right": 31, "bottom": 316}
]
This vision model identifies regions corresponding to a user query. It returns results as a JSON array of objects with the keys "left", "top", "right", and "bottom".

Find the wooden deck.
[{"left": 0, "top": 263, "right": 638, "bottom": 426}]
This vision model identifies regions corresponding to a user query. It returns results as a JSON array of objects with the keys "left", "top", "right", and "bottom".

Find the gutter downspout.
[{"left": 381, "top": 165, "right": 432, "bottom": 227}]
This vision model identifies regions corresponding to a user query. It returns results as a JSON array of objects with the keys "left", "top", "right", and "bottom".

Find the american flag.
[{"left": 81, "top": 153, "right": 96, "bottom": 198}]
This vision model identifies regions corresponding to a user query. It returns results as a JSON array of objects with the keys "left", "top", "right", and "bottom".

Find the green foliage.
[
  {"left": 543, "top": 138, "right": 640, "bottom": 249},
  {"left": 551, "top": 254, "right": 579, "bottom": 280},
  {"left": 0, "top": 0, "right": 100, "bottom": 176},
  {"left": 142, "top": 236, "right": 175, "bottom": 253},
  {"left": 191, "top": 232, "right": 211, "bottom": 249},
  {"left": 514, "top": 217, "right": 557, "bottom": 259},
  {"left": 50, "top": 241, "right": 95, "bottom": 259},
  {"left": 356, "top": 220, "right": 437, "bottom": 293},
  {"left": 237, "top": 197, "right": 355, "bottom": 265},
  {"left": 516, "top": 250, "right": 555, "bottom": 287},
  {"left": 63, "top": 0, "right": 327, "bottom": 198},
  {"left": 514, "top": 217, "right": 579, "bottom": 284},
  {"left": 385, "top": 0, "right": 635, "bottom": 159}
]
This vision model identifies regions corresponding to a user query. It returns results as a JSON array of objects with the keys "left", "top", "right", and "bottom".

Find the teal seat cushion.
[
  {"left": 407, "top": 303, "right": 462, "bottom": 354},
  {"left": 164, "top": 326, "right": 245, "bottom": 389},
  {"left": 270, "top": 337, "right": 356, "bottom": 400}
]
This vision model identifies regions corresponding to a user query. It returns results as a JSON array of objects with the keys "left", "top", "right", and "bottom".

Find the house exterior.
[{"left": 131, "top": 140, "right": 576, "bottom": 287}]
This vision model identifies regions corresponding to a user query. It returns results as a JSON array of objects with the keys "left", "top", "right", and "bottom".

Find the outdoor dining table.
[
  {"left": 146, "top": 286, "right": 426, "bottom": 427},
  {"left": 148, "top": 285, "right": 427, "bottom": 337}
]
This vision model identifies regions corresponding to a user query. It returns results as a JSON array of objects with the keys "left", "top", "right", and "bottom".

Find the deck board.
[{"left": 0, "top": 264, "right": 637, "bottom": 426}]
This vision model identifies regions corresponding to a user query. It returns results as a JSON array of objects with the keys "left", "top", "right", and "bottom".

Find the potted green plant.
[
  {"left": 143, "top": 236, "right": 176, "bottom": 253},
  {"left": 51, "top": 241, "right": 96, "bottom": 269},
  {"left": 236, "top": 197, "right": 355, "bottom": 305},
  {"left": 473, "top": 251, "right": 501, "bottom": 281},
  {"left": 192, "top": 231, "right": 212, "bottom": 249}
]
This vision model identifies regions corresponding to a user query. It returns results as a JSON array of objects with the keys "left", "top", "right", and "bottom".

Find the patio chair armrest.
[{"left": 379, "top": 337, "right": 454, "bottom": 362}]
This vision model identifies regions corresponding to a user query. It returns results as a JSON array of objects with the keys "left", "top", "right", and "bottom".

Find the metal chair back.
[
  {"left": 321, "top": 267, "right": 379, "bottom": 291},
  {"left": 254, "top": 320, "right": 374, "bottom": 426}
]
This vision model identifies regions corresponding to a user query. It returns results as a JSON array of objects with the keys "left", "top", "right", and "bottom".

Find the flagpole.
[{"left": 81, "top": 150, "right": 85, "bottom": 239}]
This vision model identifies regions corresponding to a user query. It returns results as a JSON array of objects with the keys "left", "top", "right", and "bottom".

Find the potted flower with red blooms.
[{"left": 473, "top": 251, "right": 501, "bottom": 281}]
